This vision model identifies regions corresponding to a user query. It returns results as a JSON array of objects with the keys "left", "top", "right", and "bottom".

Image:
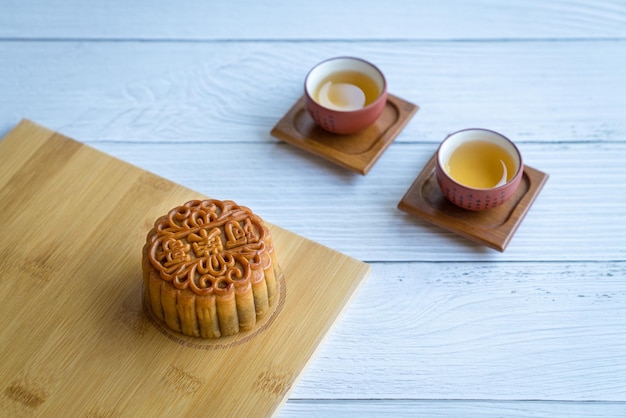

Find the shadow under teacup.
[
  {"left": 304, "top": 56, "right": 387, "bottom": 135},
  {"left": 435, "top": 128, "right": 524, "bottom": 211}
]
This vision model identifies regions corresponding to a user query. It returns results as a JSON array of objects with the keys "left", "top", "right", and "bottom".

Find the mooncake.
[{"left": 142, "top": 199, "right": 278, "bottom": 338}]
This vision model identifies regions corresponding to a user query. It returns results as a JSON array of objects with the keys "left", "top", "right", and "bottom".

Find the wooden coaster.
[
  {"left": 398, "top": 153, "right": 549, "bottom": 252},
  {"left": 271, "top": 94, "right": 418, "bottom": 175}
]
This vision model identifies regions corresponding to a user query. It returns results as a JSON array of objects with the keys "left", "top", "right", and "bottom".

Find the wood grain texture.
[
  {"left": 89, "top": 141, "right": 626, "bottom": 262},
  {"left": 291, "top": 261, "right": 626, "bottom": 401},
  {"left": 2, "top": 0, "right": 626, "bottom": 40},
  {"left": 1, "top": 41, "right": 626, "bottom": 144},
  {"left": 281, "top": 399, "right": 626, "bottom": 417},
  {"left": 0, "top": 120, "right": 370, "bottom": 417}
]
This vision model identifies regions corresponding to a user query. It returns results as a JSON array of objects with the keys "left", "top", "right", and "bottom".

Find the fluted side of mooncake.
[{"left": 142, "top": 199, "right": 278, "bottom": 338}]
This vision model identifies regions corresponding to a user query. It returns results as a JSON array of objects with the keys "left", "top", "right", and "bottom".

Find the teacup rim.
[
  {"left": 437, "top": 128, "right": 524, "bottom": 191},
  {"left": 304, "top": 56, "right": 388, "bottom": 114}
]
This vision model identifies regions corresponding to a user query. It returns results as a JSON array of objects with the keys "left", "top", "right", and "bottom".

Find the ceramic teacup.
[
  {"left": 304, "top": 56, "right": 387, "bottom": 135},
  {"left": 435, "top": 128, "right": 524, "bottom": 211}
]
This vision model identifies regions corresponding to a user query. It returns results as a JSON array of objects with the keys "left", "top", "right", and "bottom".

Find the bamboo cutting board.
[{"left": 0, "top": 120, "right": 370, "bottom": 417}]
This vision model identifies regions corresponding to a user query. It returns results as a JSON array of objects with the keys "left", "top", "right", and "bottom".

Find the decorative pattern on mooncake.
[{"left": 142, "top": 199, "right": 278, "bottom": 338}]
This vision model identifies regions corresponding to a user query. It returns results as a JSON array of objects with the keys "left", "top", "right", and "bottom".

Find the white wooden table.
[{"left": 2, "top": 1, "right": 626, "bottom": 416}]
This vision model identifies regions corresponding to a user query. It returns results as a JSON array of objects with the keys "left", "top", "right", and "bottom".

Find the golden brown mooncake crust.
[{"left": 142, "top": 199, "right": 277, "bottom": 338}]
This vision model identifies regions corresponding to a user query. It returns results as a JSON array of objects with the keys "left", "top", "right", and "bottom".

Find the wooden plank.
[
  {"left": 280, "top": 399, "right": 626, "bottom": 417},
  {"left": 0, "top": 120, "right": 370, "bottom": 417},
  {"left": 289, "top": 261, "right": 626, "bottom": 401},
  {"left": 93, "top": 141, "right": 626, "bottom": 262},
  {"left": 2, "top": 0, "right": 626, "bottom": 40},
  {"left": 1, "top": 41, "right": 626, "bottom": 144}
]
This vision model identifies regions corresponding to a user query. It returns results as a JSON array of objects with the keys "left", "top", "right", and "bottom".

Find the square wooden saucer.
[
  {"left": 271, "top": 94, "right": 418, "bottom": 175},
  {"left": 398, "top": 153, "right": 549, "bottom": 252}
]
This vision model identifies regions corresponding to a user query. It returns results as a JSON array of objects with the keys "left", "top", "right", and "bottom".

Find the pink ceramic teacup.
[
  {"left": 304, "top": 57, "right": 387, "bottom": 135},
  {"left": 435, "top": 128, "right": 524, "bottom": 211}
]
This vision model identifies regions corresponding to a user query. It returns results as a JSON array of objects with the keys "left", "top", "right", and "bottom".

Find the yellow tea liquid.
[
  {"left": 445, "top": 140, "right": 516, "bottom": 188},
  {"left": 313, "top": 70, "right": 380, "bottom": 110}
]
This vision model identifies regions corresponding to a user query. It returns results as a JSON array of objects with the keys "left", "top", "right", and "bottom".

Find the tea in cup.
[
  {"left": 304, "top": 57, "right": 387, "bottom": 134},
  {"left": 435, "top": 129, "right": 524, "bottom": 211}
]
